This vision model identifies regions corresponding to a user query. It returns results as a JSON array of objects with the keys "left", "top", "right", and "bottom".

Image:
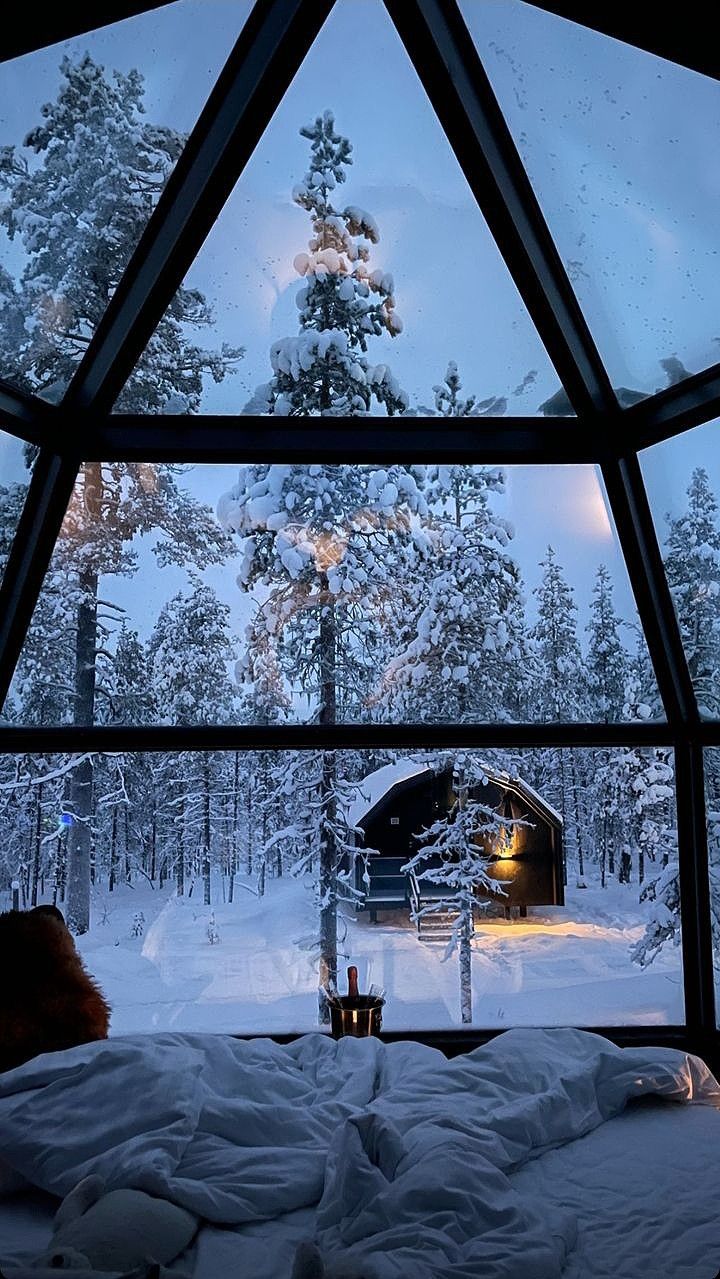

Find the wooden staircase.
[
  {"left": 408, "top": 870, "right": 471, "bottom": 943},
  {"left": 416, "top": 908, "right": 463, "bottom": 942}
]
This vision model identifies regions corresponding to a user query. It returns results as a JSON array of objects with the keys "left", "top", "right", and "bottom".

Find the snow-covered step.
[{"left": 417, "top": 913, "right": 463, "bottom": 941}]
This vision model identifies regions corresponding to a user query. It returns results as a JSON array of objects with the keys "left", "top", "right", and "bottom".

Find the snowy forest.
[{"left": 0, "top": 58, "right": 719, "bottom": 1030}]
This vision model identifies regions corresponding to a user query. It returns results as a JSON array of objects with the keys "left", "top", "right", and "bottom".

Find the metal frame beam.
[
  {"left": 0, "top": 449, "right": 80, "bottom": 710},
  {"left": 675, "top": 742, "right": 717, "bottom": 1033},
  {"left": 623, "top": 363, "right": 720, "bottom": 453},
  {"left": 73, "top": 416, "right": 604, "bottom": 464},
  {"left": 0, "top": 722, "right": 678, "bottom": 754},
  {"left": 0, "top": 379, "right": 56, "bottom": 446},
  {"left": 601, "top": 454, "right": 698, "bottom": 726}
]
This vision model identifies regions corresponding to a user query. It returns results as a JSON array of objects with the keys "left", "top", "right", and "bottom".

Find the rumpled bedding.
[{"left": 0, "top": 1028, "right": 717, "bottom": 1278}]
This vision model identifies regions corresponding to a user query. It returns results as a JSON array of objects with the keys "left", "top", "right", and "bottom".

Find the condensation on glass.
[
  {"left": 2, "top": 460, "right": 661, "bottom": 727},
  {"left": 0, "top": 1, "right": 252, "bottom": 404},
  {"left": 462, "top": 0, "right": 720, "bottom": 399}
]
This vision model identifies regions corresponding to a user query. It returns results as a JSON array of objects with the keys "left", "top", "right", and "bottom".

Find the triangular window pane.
[
  {"left": 119, "top": 0, "right": 568, "bottom": 417},
  {"left": 0, "top": 1, "right": 252, "bottom": 404},
  {"left": 3, "top": 460, "right": 660, "bottom": 727},
  {"left": 0, "top": 429, "right": 31, "bottom": 586},
  {"left": 461, "top": 0, "right": 720, "bottom": 400},
  {"left": 641, "top": 421, "right": 720, "bottom": 717}
]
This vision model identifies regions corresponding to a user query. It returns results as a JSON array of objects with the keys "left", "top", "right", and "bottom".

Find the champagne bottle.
[{"left": 347, "top": 965, "right": 359, "bottom": 999}]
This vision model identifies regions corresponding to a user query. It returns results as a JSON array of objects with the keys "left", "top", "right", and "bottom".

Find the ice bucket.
[{"left": 329, "top": 994, "right": 384, "bottom": 1039}]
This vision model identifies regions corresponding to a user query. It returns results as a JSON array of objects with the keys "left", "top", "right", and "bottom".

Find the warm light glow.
[
  {"left": 310, "top": 529, "right": 347, "bottom": 572},
  {"left": 495, "top": 825, "right": 519, "bottom": 859}
]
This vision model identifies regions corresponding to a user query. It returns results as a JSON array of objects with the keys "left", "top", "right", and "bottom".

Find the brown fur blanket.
[{"left": 0, "top": 905, "right": 109, "bottom": 1074}]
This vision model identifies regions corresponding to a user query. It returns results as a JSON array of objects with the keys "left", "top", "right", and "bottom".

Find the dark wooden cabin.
[{"left": 348, "top": 761, "right": 564, "bottom": 925}]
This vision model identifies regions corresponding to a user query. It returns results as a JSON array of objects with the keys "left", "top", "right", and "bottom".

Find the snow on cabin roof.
[
  {"left": 345, "top": 759, "right": 563, "bottom": 830},
  {"left": 345, "top": 759, "right": 432, "bottom": 828},
  {"left": 512, "top": 778, "right": 563, "bottom": 827}
]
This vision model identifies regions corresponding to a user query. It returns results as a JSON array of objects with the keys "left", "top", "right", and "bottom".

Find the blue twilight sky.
[{"left": 1, "top": 0, "right": 719, "bottom": 663}]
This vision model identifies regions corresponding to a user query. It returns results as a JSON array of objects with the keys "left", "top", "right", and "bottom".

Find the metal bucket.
[{"left": 329, "top": 995, "right": 384, "bottom": 1039}]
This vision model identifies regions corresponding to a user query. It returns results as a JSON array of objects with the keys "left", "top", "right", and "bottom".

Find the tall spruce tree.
[
  {"left": 0, "top": 54, "right": 241, "bottom": 405},
  {"left": 246, "top": 110, "right": 406, "bottom": 417},
  {"left": 585, "top": 565, "right": 628, "bottom": 722},
  {"left": 585, "top": 565, "right": 630, "bottom": 885},
  {"left": 374, "top": 462, "right": 528, "bottom": 722},
  {"left": 531, "top": 547, "right": 588, "bottom": 880},
  {"left": 220, "top": 462, "right": 424, "bottom": 1016},
  {"left": 632, "top": 468, "right": 720, "bottom": 964},
  {"left": 149, "top": 578, "right": 237, "bottom": 904},
  {"left": 222, "top": 110, "right": 428, "bottom": 1016},
  {"left": 0, "top": 56, "right": 242, "bottom": 932},
  {"left": 664, "top": 468, "right": 720, "bottom": 717},
  {"left": 403, "top": 758, "right": 514, "bottom": 1024}
]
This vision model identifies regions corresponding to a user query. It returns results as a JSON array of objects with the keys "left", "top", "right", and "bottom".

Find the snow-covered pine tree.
[
  {"left": 660, "top": 468, "right": 720, "bottom": 961},
  {"left": 631, "top": 468, "right": 720, "bottom": 964},
  {"left": 585, "top": 565, "right": 628, "bottom": 723},
  {"left": 107, "top": 624, "right": 156, "bottom": 725},
  {"left": 220, "top": 100, "right": 423, "bottom": 1017},
  {"left": 0, "top": 56, "right": 242, "bottom": 933},
  {"left": 246, "top": 110, "right": 407, "bottom": 417},
  {"left": 220, "top": 463, "right": 424, "bottom": 1018},
  {"left": 530, "top": 546, "right": 588, "bottom": 882},
  {"left": 149, "top": 577, "right": 237, "bottom": 905},
  {"left": 431, "top": 360, "right": 506, "bottom": 419},
  {"left": 403, "top": 758, "right": 513, "bottom": 1024},
  {"left": 663, "top": 468, "right": 720, "bottom": 707},
  {"left": 0, "top": 54, "right": 242, "bottom": 406},
  {"left": 585, "top": 565, "right": 630, "bottom": 885},
  {"left": 373, "top": 461, "right": 528, "bottom": 722},
  {"left": 664, "top": 468, "right": 720, "bottom": 717},
  {"left": 627, "top": 744, "right": 678, "bottom": 966}
]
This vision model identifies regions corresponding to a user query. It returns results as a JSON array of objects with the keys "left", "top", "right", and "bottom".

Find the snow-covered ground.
[{"left": 72, "top": 875, "right": 685, "bottom": 1034}]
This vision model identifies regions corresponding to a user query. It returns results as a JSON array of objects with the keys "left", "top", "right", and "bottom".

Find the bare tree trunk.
[
  {"left": 318, "top": 580, "right": 338, "bottom": 1024},
  {"left": 109, "top": 804, "right": 118, "bottom": 892},
  {"left": 150, "top": 794, "right": 157, "bottom": 883},
  {"left": 176, "top": 784, "right": 185, "bottom": 896},
  {"left": 203, "top": 753, "right": 212, "bottom": 906},
  {"left": 30, "top": 781, "right": 43, "bottom": 907},
  {"left": 569, "top": 757, "right": 585, "bottom": 880},
  {"left": 123, "top": 805, "right": 131, "bottom": 885},
  {"left": 246, "top": 759, "right": 253, "bottom": 876},
  {"left": 459, "top": 911, "right": 473, "bottom": 1024},
  {"left": 67, "top": 558, "right": 99, "bottom": 933}
]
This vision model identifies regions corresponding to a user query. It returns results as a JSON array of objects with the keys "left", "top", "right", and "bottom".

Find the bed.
[{"left": 1, "top": 1028, "right": 719, "bottom": 1278}]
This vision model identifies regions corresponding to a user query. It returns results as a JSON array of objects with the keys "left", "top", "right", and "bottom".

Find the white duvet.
[{"left": 0, "top": 1028, "right": 718, "bottom": 1278}]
